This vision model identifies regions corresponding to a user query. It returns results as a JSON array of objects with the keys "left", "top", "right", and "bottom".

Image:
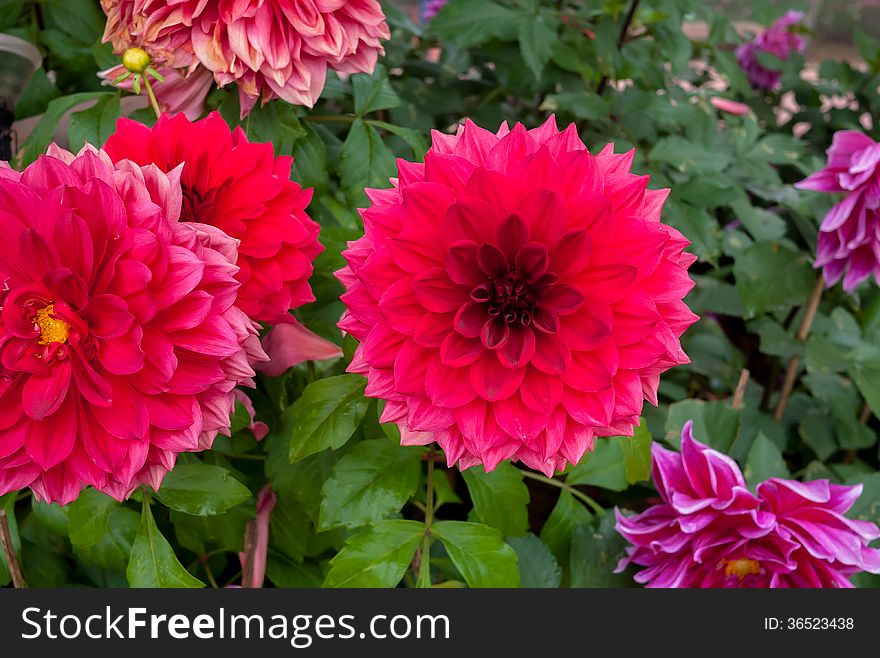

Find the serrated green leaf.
[
  {"left": 352, "top": 65, "right": 400, "bottom": 115},
  {"left": 433, "top": 521, "right": 519, "bottom": 588},
  {"left": 324, "top": 519, "right": 424, "bottom": 588},
  {"left": 734, "top": 241, "right": 814, "bottom": 318},
  {"left": 17, "top": 92, "right": 113, "bottom": 166},
  {"left": 338, "top": 119, "right": 396, "bottom": 205},
  {"left": 67, "top": 92, "right": 121, "bottom": 152},
  {"left": 507, "top": 533, "right": 561, "bottom": 588},
  {"left": 286, "top": 374, "right": 370, "bottom": 463},
  {"left": 519, "top": 14, "right": 558, "bottom": 79},
  {"left": 429, "top": 0, "right": 521, "bottom": 48},
  {"left": 127, "top": 500, "right": 204, "bottom": 588},
  {"left": 154, "top": 464, "right": 251, "bottom": 516},
  {"left": 462, "top": 462, "right": 529, "bottom": 537},
  {"left": 319, "top": 440, "right": 422, "bottom": 530},
  {"left": 539, "top": 490, "right": 593, "bottom": 565},
  {"left": 567, "top": 439, "right": 628, "bottom": 491},
  {"left": 73, "top": 507, "right": 139, "bottom": 572}
]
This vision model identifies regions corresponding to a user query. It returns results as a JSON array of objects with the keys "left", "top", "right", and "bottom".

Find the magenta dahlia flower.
[
  {"left": 101, "top": 0, "right": 390, "bottom": 115},
  {"left": 796, "top": 130, "right": 880, "bottom": 292},
  {"left": 0, "top": 146, "right": 265, "bottom": 505},
  {"left": 336, "top": 117, "right": 697, "bottom": 475},
  {"left": 104, "top": 112, "right": 322, "bottom": 326},
  {"left": 615, "top": 422, "right": 880, "bottom": 587},
  {"left": 735, "top": 10, "right": 806, "bottom": 91},
  {"left": 422, "top": 0, "right": 448, "bottom": 21}
]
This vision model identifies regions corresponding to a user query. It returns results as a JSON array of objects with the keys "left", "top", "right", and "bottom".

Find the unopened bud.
[{"left": 122, "top": 47, "right": 151, "bottom": 74}]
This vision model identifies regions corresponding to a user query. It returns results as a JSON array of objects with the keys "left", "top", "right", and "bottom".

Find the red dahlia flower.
[
  {"left": 337, "top": 117, "right": 697, "bottom": 475},
  {"left": 104, "top": 112, "right": 322, "bottom": 325},
  {"left": 101, "top": 0, "right": 390, "bottom": 115},
  {"left": 0, "top": 146, "right": 265, "bottom": 504}
]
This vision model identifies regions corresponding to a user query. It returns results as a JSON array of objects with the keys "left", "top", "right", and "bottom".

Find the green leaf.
[
  {"left": 31, "top": 500, "right": 69, "bottom": 536},
  {"left": 286, "top": 374, "right": 370, "bottom": 463},
  {"left": 755, "top": 50, "right": 784, "bottom": 71},
  {"left": 619, "top": 420, "right": 653, "bottom": 484},
  {"left": 734, "top": 241, "right": 815, "bottom": 318},
  {"left": 229, "top": 401, "right": 251, "bottom": 434},
  {"left": 171, "top": 505, "right": 253, "bottom": 555},
  {"left": 433, "top": 521, "right": 519, "bottom": 588},
  {"left": 462, "top": 462, "right": 529, "bottom": 537},
  {"left": 323, "top": 519, "right": 424, "bottom": 588},
  {"left": 319, "top": 440, "right": 422, "bottom": 530},
  {"left": 539, "top": 490, "right": 593, "bottom": 564},
  {"left": 127, "top": 500, "right": 204, "bottom": 588},
  {"left": 798, "top": 409, "right": 838, "bottom": 461},
  {"left": 67, "top": 488, "right": 118, "bottom": 546},
  {"left": 429, "top": 0, "right": 521, "bottom": 48},
  {"left": 352, "top": 65, "right": 400, "bottom": 116},
  {"left": 270, "top": 491, "right": 312, "bottom": 562},
  {"left": 567, "top": 439, "right": 628, "bottom": 491},
  {"left": 518, "top": 14, "right": 558, "bottom": 79},
  {"left": 731, "top": 198, "right": 787, "bottom": 242},
  {"left": 851, "top": 367, "right": 880, "bottom": 418},
  {"left": 507, "top": 533, "right": 561, "bottom": 588},
  {"left": 743, "top": 432, "right": 790, "bottom": 489},
  {"left": 665, "top": 399, "right": 740, "bottom": 452},
  {"left": 67, "top": 93, "right": 121, "bottom": 152},
  {"left": 663, "top": 202, "right": 720, "bottom": 263},
  {"left": 73, "top": 507, "right": 139, "bottom": 572},
  {"left": 17, "top": 92, "right": 114, "bottom": 166},
  {"left": 570, "top": 514, "right": 633, "bottom": 587},
  {"left": 338, "top": 119, "right": 397, "bottom": 206},
  {"left": 154, "top": 464, "right": 251, "bottom": 516},
  {"left": 266, "top": 554, "right": 325, "bottom": 588},
  {"left": 845, "top": 473, "right": 880, "bottom": 525},
  {"left": 649, "top": 136, "right": 732, "bottom": 174},
  {"left": 368, "top": 120, "right": 429, "bottom": 160},
  {"left": 540, "top": 91, "right": 609, "bottom": 121},
  {"left": 292, "top": 123, "right": 330, "bottom": 194}
]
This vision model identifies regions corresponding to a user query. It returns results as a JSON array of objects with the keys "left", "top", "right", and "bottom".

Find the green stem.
[
  {"left": 417, "top": 456, "right": 435, "bottom": 589},
  {"left": 142, "top": 75, "right": 162, "bottom": 120},
  {"left": 519, "top": 469, "right": 605, "bottom": 516}
]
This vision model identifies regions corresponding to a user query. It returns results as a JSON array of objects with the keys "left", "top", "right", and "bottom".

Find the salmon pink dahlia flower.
[
  {"left": 615, "top": 422, "right": 880, "bottom": 587},
  {"left": 104, "top": 112, "right": 322, "bottom": 325},
  {"left": 796, "top": 130, "right": 880, "bottom": 292},
  {"left": 100, "top": 0, "right": 390, "bottom": 115},
  {"left": 0, "top": 146, "right": 265, "bottom": 505},
  {"left": 336, "top": 117, "right": 697, "bottom": 475}
]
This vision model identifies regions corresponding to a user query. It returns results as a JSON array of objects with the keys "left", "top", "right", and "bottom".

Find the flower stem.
[
  {"left": 417, "top": 455, "right": 435, "bottom": 589},
  {"left": 773, "top": 276, "right": 824, "bottom": 421},
  {"left": 142, "top": 75, "right": 162, "bottom": 120},
  {"left": 519, "top": 469, "right": 605, "bottom": 516},
  {"left": 0, "top": 509, "right": 26, "bottom": 588},
  {"left": 596, "top": 0, "right": 640, "bottom": 95}
]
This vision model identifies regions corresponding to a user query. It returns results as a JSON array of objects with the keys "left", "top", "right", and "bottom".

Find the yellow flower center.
[
  {"left": 122, "top": 47, "right": 152, "bottom": 74},
  {"left": 722, "top": 558, "right": 761, "bottom": 580},
  {"left": 35, "top": 304, "right": 69, "bottom": 345}
]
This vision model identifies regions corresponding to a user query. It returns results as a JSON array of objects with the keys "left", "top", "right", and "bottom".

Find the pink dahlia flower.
[
  {"left": 104, "top": 112, "right": 322, "bottom": 325},
  {"left": 615, "top": 421, "right": 880, "bottom": 587},
  {"left": 735, "top": 10, "right": 806, "bottom": 91},
  {"left": 99, "top": 63, "right": 214, "bottom": 121},
  {"left": 336, "top": 116, "right": 697, "bottom": 475},
  {"left": 0, "top": 146, "right": 265, "bottom": 505},
  {"left": 101, "top": 0, "right": 390, "bottom": 115},
  {"left": 796, "top": 130, "right": 880, "bottom": 292},
  {"left": 710, "top": 97, "right": 750, "bottom": 116}
]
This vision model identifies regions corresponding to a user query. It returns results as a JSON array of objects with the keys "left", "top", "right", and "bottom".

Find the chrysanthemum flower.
[
  {"left": 735, "top": 10, "right": 806, "bottom": 91},
  {"left": 336, "top": 117, "right": 697, "bottom": 475},
  {"left": 615, "top": 421, "right": 880, "bottom": 587},
  {"left": 0, "top": 146, "right": 265, "bottom": 505},
  {"left": 104, "top": 112, "right": 322, "bottom": 325},
  {"left": 100, "top": 0, "right": 390, "bottom": 115},
  {"left": 796, "top": 130, "right": 880, "bottom": 292}
]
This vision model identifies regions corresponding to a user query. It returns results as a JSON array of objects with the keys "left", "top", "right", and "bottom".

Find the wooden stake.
[{"left": 0, "top": 509, "right": 25, "bottom": 588}]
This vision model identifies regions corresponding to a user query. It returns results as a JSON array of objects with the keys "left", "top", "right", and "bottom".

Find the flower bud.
[{"left": 122, "top": 47, "right": 151, "bottom": 74}]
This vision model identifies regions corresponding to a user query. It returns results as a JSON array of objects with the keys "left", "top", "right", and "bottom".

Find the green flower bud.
[{"left": 122, "top": 47, "right": 151, "bottom": 74}]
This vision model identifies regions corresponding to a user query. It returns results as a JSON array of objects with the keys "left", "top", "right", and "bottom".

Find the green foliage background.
[{"left": 2, "top": 0, "right": 880, "bottom": 588}]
